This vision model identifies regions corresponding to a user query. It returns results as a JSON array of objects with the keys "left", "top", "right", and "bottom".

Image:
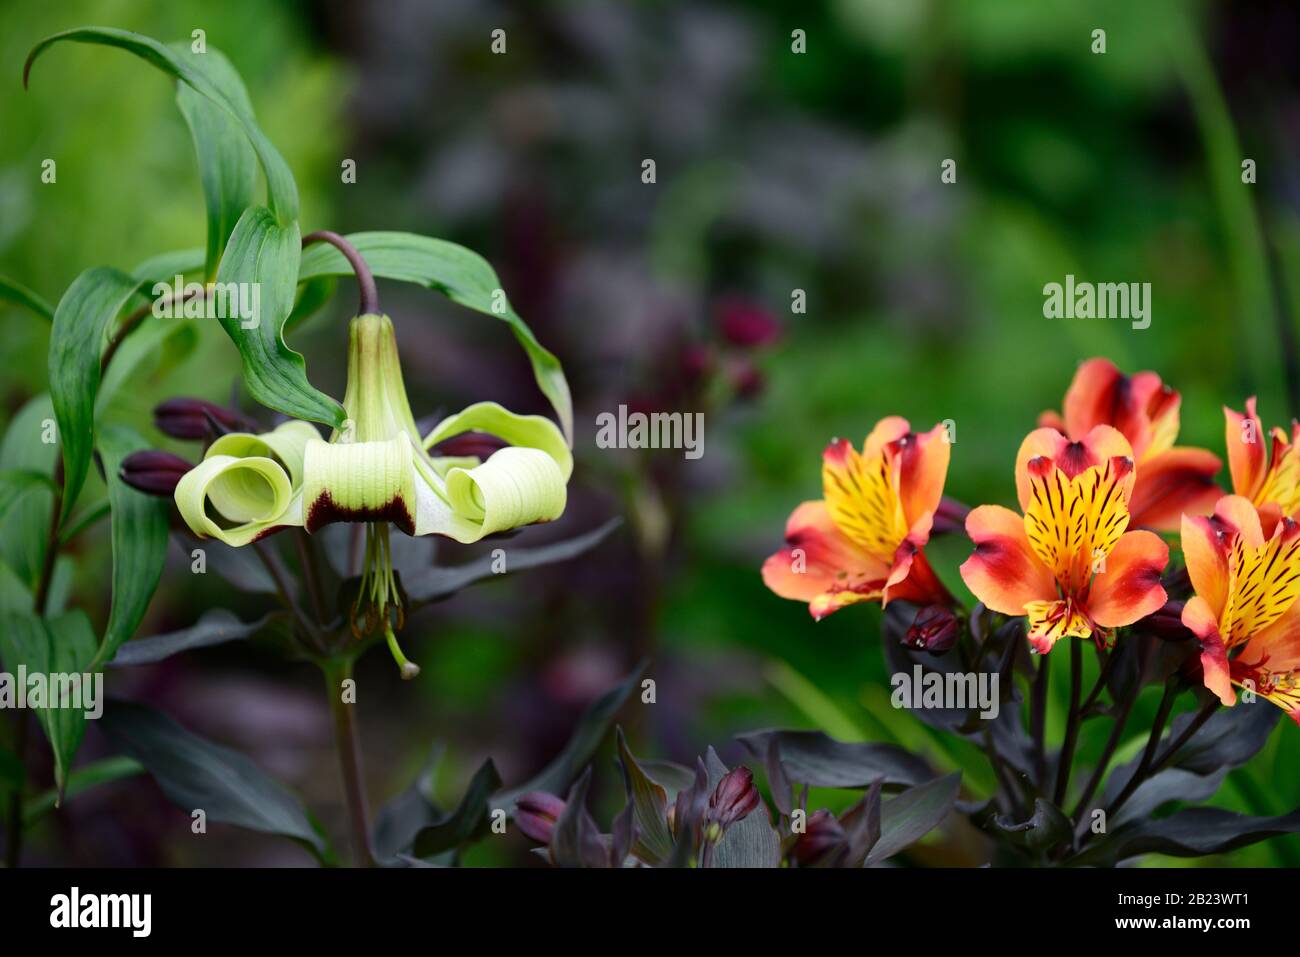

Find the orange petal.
[
  {"left": 960, "top": 504, "right": 1056, "bottom": 615},
  {"left": 889, "top": 422, "right": 951, "bottom": 530},
  {"left": 1061, "top": 358, "right": 1124, "bottom": 440},
  {"left": 1219, "top": 515, "right": 1300, "bottom": 645},
  {"left": 1038, "top": 409, "right": 1066, "bottom": 433},
  {"left": 1214, "top": 494, "right": 1266, "bottom": 548},
  {"left": 1087, "top": 529, "right": 1169, "bottom": 628},
  {"left": 808, "top": 586, "right": 881, "bottom": 621},
  {"left": 1238, "top": 600, "right": 1300, "bottom": 675},
  {"left": 1225, "top": 398, "right": 1266, "bottom": 500},
  {"left": 1014, "top": 424, "right": 1133, "bottom": 512},
  {"left": 1181, "top": 512, "right": 1230, "bottom": 620},
  {"left": 1187, "top": 603, "right": 1235, "bottom": 707},
  {"left": 1127, "top": 446, "right": 1222, "bottom": 531},
  {"left": 762, "top": 500, "right": 889, "bottom": 604},
  {"left": 861, "top": 416, "right": 911, "bottom": 462}
]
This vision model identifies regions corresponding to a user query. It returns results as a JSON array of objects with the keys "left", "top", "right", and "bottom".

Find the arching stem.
[{"left": 302, "top": 230, "right": 379, "bottom": 315}]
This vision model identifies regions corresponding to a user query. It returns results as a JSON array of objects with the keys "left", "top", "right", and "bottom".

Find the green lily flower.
[{"left": 174, "top": 311, "right": 571, "bottom": 677}]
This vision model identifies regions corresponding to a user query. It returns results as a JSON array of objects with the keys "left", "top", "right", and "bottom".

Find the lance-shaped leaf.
[
  {"left": 403, "top": 517, "right": 621, "bottom": 602},
  {"left": 410, "top": 758, "right": 502, "bottom": 859},
  {"left": 0, "top": 396, "right": 57, "bottom": 591},
  {"left": 736, "top": 729, "right": 933, "bottom": 790},
  {"left": 616, "top": 727, "right": 674, "bottom": 865},
  {"left": 0, "top": 610, "right": 98, "bottom": 800},
  {"left": 495, "top": 660, "right": 645, "bottom": 813},
  {"left": 25, "top": 26, "right": 299, "bottom": 223},
  {"left": 298, "top": 231, "right": 573, "bottom": 443},
  {"left": 109, "top": 609, "right": 286, "bottom": 667},
  {"left": 373, "top": 745, "right": 445, "bottom": 864},
  {"left": 100, "top": 700, "right": 333, "bottom": 863},
  {"left": 171, "top": 45, "right": 258, "bottom": 278},
  {"left": 216, "top": 208, "right": 344, "bottom": 427},
  {"left": 0, "top": 275, "right": 53, "bottom": 321},
  {"left": 91, "top": 427, "right": 168, "bottom": 670},
  {"left": 864, "top": 771, "right": 961, "bottom": 865},
  {"left": 1070, "top": 806, "right": 1300, "bottom": 866},
  {"left": 48, "top": 267, "right": 143, "bottom": 523}
]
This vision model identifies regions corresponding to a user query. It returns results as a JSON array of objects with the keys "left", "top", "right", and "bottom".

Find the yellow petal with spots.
[
  {"left": 1221, "top": 523, "right": 1300, "bottom": 646},
  {"left": 1023, "top": 455, "right": 1132, "bottom": 592},
  {"left": 821, "top": 438, "right": 909, "bottom": 563},
  {"left": 1024, "top": 599, "right": 1092, "bottom": 653}
]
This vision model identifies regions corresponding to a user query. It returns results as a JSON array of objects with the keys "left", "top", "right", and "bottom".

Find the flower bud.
[
  {"left": 515, "top": 791, "right": 566, "bottom": 845},
  {"left": 1145, "top": 600, "right": 1193, "bottom": 642},
  {"left": 154, "top": 397, "right": 249, "bottom": 440},
  {"left": 706, "top": 766, "right": 760, "bottom": 831},
  {"left": 906, "top": 604, "right": 960, "bottom": 654},
  {"left": 716, "top": 297, "right": 781, "bottom": 348},
  {"left": 731, "top": 360, "right": 765, "bottom": 400},
  {"left": 791, "top": 809, "right": 848, "bottom": 867},
  {"left": 119, "top": 450, "right": 193, "bottom": 497}
]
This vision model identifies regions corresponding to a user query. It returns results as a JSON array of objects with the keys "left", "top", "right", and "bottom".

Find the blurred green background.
[{"left": 1, "top": 0, "right": 1297, "bottom": 865}]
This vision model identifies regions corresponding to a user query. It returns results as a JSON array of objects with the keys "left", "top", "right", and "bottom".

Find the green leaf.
[
  {"left": 495, "top": 660, "right": 646, "bottom": 813},
  {"left": 704, "top": 747, "right": 781, "bottom": 868},
  {"left": 298, "top": 231, "right": 573, "bottom": 443},
  {"left": 616, "top": 727, "right": 674, "bottom": 865},
  {"left": 410, "top": 759, "right": 503, "bottom": 859},
  {"left": 91, "top": 427, "right": 169, "bottom": 671},
  {"left": 48, "top": 267, "right": 143, "bottom": 523},
  {"left": 864, "top": 771, "right": 961, "bottom": 865},
  {"left": 172, "top": 46, "right": 258, "bottom": 279},
  {"left": 99, "top": 700, "right": 334, "bottom": 863},
  {"left": 217, "top": 208, "right": 344, "bottom": 427},
  {"left": 1070, "top": 806, "right": 1300, "bottom": 866},
  {"left": 0, "top": 610, "right": 99, "bottom": 800},
  {"left": 0, "top": 275, "right": 53, "bottom": 321},
  {"left": 23, "top": 756, "right": 143, "bottom": 826},
  {"left": 736, "top": 729, "right": 934, "bottom": 790},
  {"left": 0, "top": 744, "right": 24, "bottom": 792},
  {"left": 0, "top": 396, "right": 57, "bottom": 591},
  {"left": 0, "top": 469, "right": 56, "bottom": 523},
  {"left": 25, "top": 26, "right": 299, "bottom": 223},
  {"left": 372, "top": 745, "right": 444, "bottom": 864},
  {"left": 403, "top": 517, "right": 621, "bottom": 602},
  {"left": 109, "top": 609, "right": 285, "bottom": 667},
  {"left": 132, "top": 248, "right": 205, "bottom": 284}
]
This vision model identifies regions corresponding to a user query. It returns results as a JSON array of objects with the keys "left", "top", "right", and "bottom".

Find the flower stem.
[
  {"left": 1053, "top": 640, "right": 1083, "bottom": 806},
  {"left": 322, "top": 659, "right": 375, "bottom": 867},
  {"left": 1105, "top": 680, "right": 1180, "bottom": 819},
  {"left": 1030, "top": 652, "right": 1050, "bottom": 788},
  {"left": 303, "top": 231, "right": 379, "bottom": 315}
]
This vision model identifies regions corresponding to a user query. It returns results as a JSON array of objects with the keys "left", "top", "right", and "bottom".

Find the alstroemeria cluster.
[{"left": 761, "top": 357, "right": 1300, "bottom": 722}]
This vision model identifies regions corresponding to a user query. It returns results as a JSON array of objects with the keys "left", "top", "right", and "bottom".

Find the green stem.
[
  {"left": 1070, "top": 688, "right": 1136, "bottom": 821},
  {"left": 323, "top": 659, "right": 374, "bottom": 867},
  {"left": 1105, "top": 680, "right": 1180, "bottom": 820},
  {"left": 1030, "top": 652, "right": 1050, "bottom": 788}
]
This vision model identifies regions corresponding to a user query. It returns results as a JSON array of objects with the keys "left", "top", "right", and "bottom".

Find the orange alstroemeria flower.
[
  {"left": 1038, "top": 358, "right": 1221, "bottom": 531},
  {"left": 762, "top": 417, "right": 952, "bottom": 621},
  {"left": 960, "top": 426, "right": 1169, "bottom": 654},
  {"left": 1224, "top": 397, "right": 1300, "bottom": 528},
  {"left": 1181, "top": 495, "right": 1300, "bottom": 723}
]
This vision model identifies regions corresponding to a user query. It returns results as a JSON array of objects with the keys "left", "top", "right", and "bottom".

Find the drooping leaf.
[
  {"left": 110, "top": 609, "right": 286, "bottom": 667},
  {"left": 863, "top": 771, "right": 961, "bottom": 865},
  {"left": 91, "top": 427, "right": 169, "bottom": 670},
  {"left": 48, "top": 267, "right": 143, "bottom": 523},
  {"left": 373, "top": 745, "right": 444, "bottom": 864},
  {"left": 704, "top": 748, "right": 781, "bottom": 868},
  {"left": 216, "top": 208, "right": 343, "bottom": 427},
  {"left": 0, "top": 610, "right": 98, "bottom": 799},
  {"left": 1103, "top": 767, "right": 1229, "bottom": 830},
  {"left": 171, "top": 45, "right": 258, "bottom": 278},
  {"left": 0, "top": 396, "right": 56, "bottom": 591},
  {"left": 736, "top": 729, "right": 933, "bottom": 790},
  {"left": 1070, "top": 806, "right": 1300, "bottom": 866},
  {"left": 616, "top": 727, "right": 674, "bottom": 865},
  {"left": 495, "top": 660, "right": 645, "bottom": 813},
  {"left": 0, "top": 470, "right": 56, "bottom": 523},
  {"left": 411, "top": 758, "right": 503, "bottom": 859},
  {"left": 298, "top": 231, "right": 574, "bottom": 443},
  {"left": 25, "top": 26, "right": 299, "bottom": 222},
  {"left": 0, "top": 275, "right": 53, "bottom": 321},
  {"left": 99, "top": 700, "right": 333, "bottom": 863},
  {"left": 404, "top": 518, "right": 621, "bottom": 602}
]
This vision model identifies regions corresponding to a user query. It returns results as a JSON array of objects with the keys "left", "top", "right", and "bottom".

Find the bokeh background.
[{"left": 1, "top": 0, "right": 1298, "bottom": 865}]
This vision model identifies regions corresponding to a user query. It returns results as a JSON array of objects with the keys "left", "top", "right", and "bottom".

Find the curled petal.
[
  {"left": 423, "top": 401, "right": 573, "bottom": 480},
  {"left": 1224, "top": 399, "right": 1266, "bottom": 500},
  {"left": 1184, "top": 596, "right": 1235, "bottom": 706},
  {"left": 1087, "top": 530, "right": 1169, "bottom": 628},
  {"left": 761, "top": 501, "right": 888, "bottom": 605},
  {"left": 1127, "top": 447, "right": 1222, "bottom": 531},
  {"left": 1181, "top": 512, "right": 1231, "bottom": 620},
  {"left": 1061, "top": 358, "right": 1125, "bottom": 441},
  {"left": 303, "top": 437, "right": 418, "bottom": 534},
  {"left": 174, "top": 454, "right": 300, "bottom": 546},
  {"left": 960, "top": 504, "right": 1056, "bottom": 615},
  {"left": 415, "top": 445, "right": 567, "bottom": 543},
  {"left": 861, "top": 416, "right": 911, "bottom": 462},
  {"left": 208, "top": 420, "right": 320, "bottom": 489},
  {"left": 1214, "top": 494, "right": 1266, "bottom": 549}
]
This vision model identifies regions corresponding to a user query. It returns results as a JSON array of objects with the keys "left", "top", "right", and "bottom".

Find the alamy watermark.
[
  {"left": 595, "top": 404, "right": 704, "bottom": 460},
  {"left": 151, "top": 275, "right": 261, "bottom": 329},
  {"left": 0, "top": 667, "right": 103, "bottom": 719},
  {"left": 891, "top": 665, "right": 999, "bottom": 719},
  {"left": 1043, "top": 274, "right": 1150, "bottom": 330}
]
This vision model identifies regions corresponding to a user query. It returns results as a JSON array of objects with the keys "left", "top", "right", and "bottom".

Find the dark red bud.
[
  {"left": 119, "top": 450, "right": 193, "bottom": 497},
  {"left": 1146, "top": 600, "right": 1193, "bottom": 642},
  {"left": 706, "top": 766, "right": 760, "bottom": 830},
  {"left": 429, "top": 431, "right": 508, "bottom": 460},
  {"left": 731, "top": 361, "right": 765, "bottom": 399},
  {"left": 515, "top": 791, "right": 566, "bottom": 845},
  {"left": 906, "top": 605, "right": 960, "bottom": 654},
  {"left": 716, "top": 297, "right": 781, "bottom": 348},
  {"left": 792, "top": 809, "right": 848, "bottom": 867},
  {"left": 154, "top": 397, "right": 249, "bottom": 440},
  {"left": 931, "top": 496, "right": 971, "bottom": 535}
]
